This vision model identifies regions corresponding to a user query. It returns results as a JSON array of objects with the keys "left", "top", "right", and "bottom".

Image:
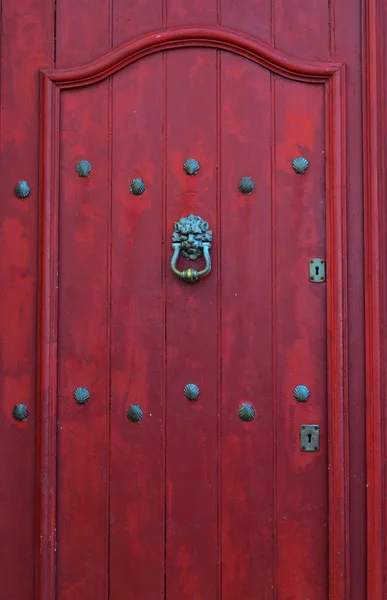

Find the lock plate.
[
  {"left": 309, "top": 258, "right": 326, "bottom": 282},
  {"left": 300, "top": 424, "right": 320, "bottom": 452}
]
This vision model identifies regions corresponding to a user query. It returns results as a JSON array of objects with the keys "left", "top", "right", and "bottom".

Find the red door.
[{"left": 37, "top": 26, "right": 349, "bottom": 600}]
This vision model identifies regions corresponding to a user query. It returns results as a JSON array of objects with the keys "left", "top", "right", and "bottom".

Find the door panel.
[{"left": 39, "top": 28, "right": 347, "bottom": 600}]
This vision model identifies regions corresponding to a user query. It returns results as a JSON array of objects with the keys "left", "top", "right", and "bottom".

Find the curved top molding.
[{"left": 42, "top": 26, "right": 342, "bottom": 87}]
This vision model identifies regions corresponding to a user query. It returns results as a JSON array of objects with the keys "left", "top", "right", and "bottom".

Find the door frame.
[
  {"left": 36, "top": 26, "right": 348, "bottom": 599},
  {"left": 363, "top": 0, "right": 386, "bottom": 599}
]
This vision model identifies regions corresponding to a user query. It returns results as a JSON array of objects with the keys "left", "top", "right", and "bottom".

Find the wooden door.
[{"left": 37, "top": 27, "right": 348, "bottom": 600}]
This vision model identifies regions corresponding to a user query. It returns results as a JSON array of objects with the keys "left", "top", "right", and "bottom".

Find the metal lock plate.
[
  {"left": 300, "top": 424, "right": 320, "bottom": 452},
  {"left": 309, "top": 258, "right": 326, "bottom": 282}
]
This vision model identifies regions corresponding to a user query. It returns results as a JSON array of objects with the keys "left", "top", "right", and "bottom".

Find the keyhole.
[
  {"left": 307, "top": 433, "right": 312, "bottom": 444},
  {"left": 315, "top": 265, "right": 320, "bottom": 276}
]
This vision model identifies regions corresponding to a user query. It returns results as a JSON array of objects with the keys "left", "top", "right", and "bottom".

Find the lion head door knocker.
[{"left": 171, "top": 214, "right": 212, "bottom": 283}]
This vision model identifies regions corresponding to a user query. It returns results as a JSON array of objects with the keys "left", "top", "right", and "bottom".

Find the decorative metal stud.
[
  {"left": 184, "top": 383, "right": 200, "bottom": 401},
  {"left": 74, "top": 387, "right": 90, "bottom": 405},
  {"left": 76, "top": 160, "right": 92, "bottom": 177},
  {"left": 238, "top": 403, "right": 255, "bottom": 422},
  {"left": 12, "top": 404, "right": 29, "bottom": 421},
  {"left": 14, "top": 180, "right": 31, "bottom": 198},
  {"left": 183, "top": 158, "right": 200, "bottom": 176},
  {"left": 130, "top": 178, "right": 146, "bottom": 195},
  {"left": 293, "top": 385, "right": 310, "bottom": 402},
  {"left": 127, "top": 404, "right": 143, "bottom": 422},
  {"left": 238, "top": 177, "right": 255, "bottom": 195},
  {"left": 292, "top": 156, "right": 309, "bottom": 174}
]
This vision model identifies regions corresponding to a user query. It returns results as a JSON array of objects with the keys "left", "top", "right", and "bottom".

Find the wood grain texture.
[{"left": 0, "top": 2, "right": 53, "bottom": 599}]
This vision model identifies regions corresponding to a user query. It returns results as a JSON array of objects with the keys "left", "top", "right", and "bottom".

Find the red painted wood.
[
  {"left": 167, "top": 0, "right": 217, "bottom": 26},
  {"left": 274, "top": 0, "right": 329, "bottom": 60},
  {"left": 325, "top": 69, "right": 350, "bottom": 599},
  {"left": 37, "top": 26, "right": 349, "bottom": 599},
  {"left": 221, "top": 0, "right": 271, "bottom": 42},
  {"left": 37, "top": 75, "right": 60, "bottom": 600},
  {"left": 363, "top": 0, "right": 386, "bottom": 598},
  {"left": 220, "top": 53, "right": 274, "bottom": 598},
  {"left": 165, "top": 47, "right": 219, "bottom": 598},
  {"left": 0, "top": 3, "right": 377, "bottom": 599},
  {"left": 51, "top": 6, "right": 111, "bottom": 600},
  {"left": 0, "top": 2, "right": 52, "bottom": 599},
  {"left": 43, "top": 27, "right": 342, "bottom": 87},
  {"left": 113, "top": 0, "right": 164, "bottom": 46},
  {"left": 56, "top": 83, "right": 111, "bottom": 600},
  {"left": 274, "top": 78, "right": 327, "bottom": 598},
  {"left": 109, "top": 55, "right": 165, "bottom": 598},
  {"left": 56, "top": 0, "right": 110, "bottom": 66},
  {"left": 333, "top": 1, "right": 366, "bottom": 598}
]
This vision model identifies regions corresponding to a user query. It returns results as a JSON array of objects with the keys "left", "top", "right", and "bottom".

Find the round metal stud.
[
  {"left": 183, "top": 158, "right": 200, "bottom": 176},
  {"left": 12, "top": 404, "right": 29, "bottom": 421},
  {"left": 130, "top": 178, "right": 146, "bottom": 195},
  {"left": 293, "top": 385, "right": 310, "bottom": 402},
  {"left": 238, "top": 177, "right": 255, "bottom": 195},
  {"left": 127, "top": 404, "right": 144, "bottom": 422},
  {"left": 76, "top": 160, "right": 92, "bottom": 177},
  {"left": 238, "top": 403, "right": 256, "bottom": 422},
  {"left": 74, "top": 387, "right": 90, "bottom": 405},
  {"left": 292, "top": 156, "right": 309, "bottom": 174},
  {"left": 184, "top": 383, "right": 200, "bottom": 401},
  {"left": 14, "top": 180, "right": 31, "bottom": 198}
]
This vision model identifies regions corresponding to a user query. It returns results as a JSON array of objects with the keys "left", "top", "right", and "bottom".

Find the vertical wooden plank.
[
  {"left": 113, "top": 0, "right": 163, "bottom": 46},
  {"left": 274, "top": 78, "right": 328, "bottom": 599},
  {"left": 109, "top": 5, "right": 166, "bottom": 599},
  {"left": 165, "top": 48, "right": 218, "bottom": 600},
  {"left": 167, "top": 0, "right": 217, "bottom": 26},
  {"left": 54, "top": 5, "right": 111, "bottom": 600},
  {"left": 274, "top": 0, "right": 329, "bottom": 60},
  {"left": 109, "top": 55, "right": 165, "bottom": 599},
  {"left": 0, "top": 2, "right": 53, "bottom": 599},
  {"left": 221, "top": 0, "right": 271, "bottom": 42},
  {"left": 220, "top": 54, "right": 274, "bottom": 599},
  {"left": 56, "top": 0, "right": 110, "bottom": 66},
  {"left": 56, "top": 83, "right": 110, "bottom": 600}
]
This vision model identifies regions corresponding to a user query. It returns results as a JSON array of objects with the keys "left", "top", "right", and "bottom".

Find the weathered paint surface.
[{"left": 0, "top": 1, "right": 371, "bottom": 599}]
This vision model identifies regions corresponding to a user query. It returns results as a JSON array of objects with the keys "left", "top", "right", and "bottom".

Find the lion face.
[{"left": 172, "top": 214, "right": 213, "bottom": 260}]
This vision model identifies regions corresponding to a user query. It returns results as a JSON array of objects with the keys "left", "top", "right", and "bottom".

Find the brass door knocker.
[{"left": 171, "top": 214, "right": 212, "bottom": 283}]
